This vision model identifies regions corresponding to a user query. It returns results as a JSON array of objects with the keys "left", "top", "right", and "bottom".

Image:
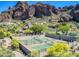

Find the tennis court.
[
  {"left": 21, "top": 37, "right": 53, "bottom": 45},
  {"left": 20, "top": 36, "right": 53, "bottom": 52},
  {"left": 32, "top": 44, "right": 51, "bottom": 52}
]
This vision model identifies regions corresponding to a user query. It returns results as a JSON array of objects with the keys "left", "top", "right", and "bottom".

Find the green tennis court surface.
[
  {"left": 21, "top": 37, "right": 53, "bottom": 45},
  {"left": 20, "top": 36, "right": 53, "bottom": 52},
  {"left": 32, "top": 44, "right": 51, "bottom": 52}
]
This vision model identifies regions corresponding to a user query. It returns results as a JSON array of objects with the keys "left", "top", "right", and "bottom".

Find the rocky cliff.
[
  {"left": 0, "top": 1, "right": 58, "bottom": 21},
  {"left": 0, "top": 1, "right": 79, "bottom": 22}
]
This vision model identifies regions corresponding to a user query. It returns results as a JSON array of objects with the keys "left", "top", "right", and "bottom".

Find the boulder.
[
  {"left": 12, "top": 1, "right": 30, "bottom": 20},
  {"left": 70, "top": 4, "right": 79, "bottom": 22},
  {"left": 60, "top": 13, "right": 73, "bottom": 22}
]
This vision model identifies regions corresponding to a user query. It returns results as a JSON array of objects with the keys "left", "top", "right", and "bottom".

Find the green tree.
[{"left": 30, "top": 24, "right": 44, "bottom": 34}]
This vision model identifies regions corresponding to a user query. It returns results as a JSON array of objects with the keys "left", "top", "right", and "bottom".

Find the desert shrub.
[
  {"left": 0, "top": 28, "right": 5, "bottom": 39},
  {"left": 15, "top": 22, "right": 25, "bottom": 33},
  {"left": 24, "top": 29, "right": 32, "bottom": 34},
  {"left": 46, "top": 42, "right": 72, "bottom": 57},
  {"left": 4, "top": 31, "right": 11, "bottom": 37},
  {"left": 30, "top": 50, "right": 40, "bottom": 57},
  {"left": 42, "top": 24, "right": 48, "bottom": 32},
  {"left": 75, "top": 53, "right": 79, "bottom": 57},
  {"left": 0, "top": 47, "right": 15, "bottom": 57},
  {"left": 61, "top": 52, "right": 74, "bottom": 57},
  {"left": 0, "top": 29, "right": 11, "bottom": 39},
  {"left": 45, "top": 30, "right": 56, "bottom": 35},
  {"left": 11, "top": 37, "right": 20, "bottom": 49},
  {"left": 6, "top": 24, "right": 17, "bottom": 33},
  {"left": 30, "top": 24, "right": 44, "bottom": 34},
  {"left": 57, "top": 23, "right": 69, "bottom": 35},
  {"left": 0, "top": 31, "right": 5, "bottom": 39}
]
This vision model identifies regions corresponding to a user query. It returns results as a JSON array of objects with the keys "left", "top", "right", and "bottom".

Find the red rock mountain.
[
  {"left": 0, "top": 1, "right": 79, "bottom": 22},
  {"left": 0, "top": 1, "right": 58, "bottom": 21}
]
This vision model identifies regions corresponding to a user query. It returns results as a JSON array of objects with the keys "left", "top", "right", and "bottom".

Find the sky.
[{"left": 0, "top": 1, "right": 79, "bottom": 12}]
